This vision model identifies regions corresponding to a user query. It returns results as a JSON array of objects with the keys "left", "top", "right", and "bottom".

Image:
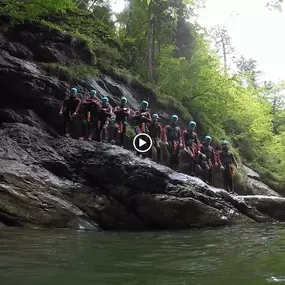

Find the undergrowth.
[{"left": 41, "top": 63, "right": 99, "bottom": 83}]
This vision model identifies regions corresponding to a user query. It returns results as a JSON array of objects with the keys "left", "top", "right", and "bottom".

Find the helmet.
[
  {"left": 204, "top": 135, "right": 212, "bottom": 141},
  {"left": 141, "top": 100, "right": 148, "bottom": 106},
  {"left": 121, "top": 96, "right": 127, "bottom": 102},
  {"left": 91, "top": 90, "right": 97, "bottom": 95},
  {"left": 152, "top": 114, "right": 159, "bottom": 119},
  {"left": 171, "top": 115, "right": 178, "bottom": 121},
  {"left": 221, "top": 140, "right": 229, "bottom": 146},
  {"left": 189, "top": 121, "right": 196, "bottom": 126},
  {"left": 102, "top": 96, "right": 109, "bottom": 102},
  {"left": 71, "top": 88, "right": 77, "bottom": 93}
]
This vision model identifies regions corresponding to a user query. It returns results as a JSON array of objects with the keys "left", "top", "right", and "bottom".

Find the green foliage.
[
  {"left": 0, "top": 0, "right": 77, "bottom": 21},
  {"left": 41, "top": 63, "right": 99, "bottom": 83}
]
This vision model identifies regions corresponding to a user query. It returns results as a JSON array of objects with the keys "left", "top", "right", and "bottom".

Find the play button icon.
[{"left": 133, "top": 133, "right": 153, "bottom": 153}]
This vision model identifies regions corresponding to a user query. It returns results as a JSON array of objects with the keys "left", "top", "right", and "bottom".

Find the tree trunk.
[
  {"left": 221, "top": 37, "right": 227, "bottom": 74},
  {"left": 147, "top": 2, "right": 153, "bottom": 83}
]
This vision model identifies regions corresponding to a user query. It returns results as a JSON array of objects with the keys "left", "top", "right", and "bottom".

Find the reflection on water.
[{"left": 1, "top": 225, "right": 285, "bottom": 285}]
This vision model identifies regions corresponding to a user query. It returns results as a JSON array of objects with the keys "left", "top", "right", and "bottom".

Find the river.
[{"left": 1, "top": 225, "right": 285, "bottom": 285}]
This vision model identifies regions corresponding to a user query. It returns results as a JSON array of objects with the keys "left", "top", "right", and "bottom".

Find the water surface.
[{"left": 1, "top": 225, "right": 285, "bottom": 285}]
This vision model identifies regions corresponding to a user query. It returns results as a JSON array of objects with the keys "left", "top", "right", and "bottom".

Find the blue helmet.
[
  {"left": 141, "top": 100, "right": 149, "bottom": 106},
  {"left": 121, "top": 96, "right": 127, "bottom": 102},
  {"left": 204, "top": 135, "right": 212, "bottom": 141},
  {"left": 189, "top": 121, "right": 196, "bottom": 127},
  {"left": 152, "top": 114, "right": 159, "bottom": 119},
  {"left": 71, "top": 87, "right": 77, "bottom": 94},
  {"left": 221, "top": 140, "right": 229, "bottom": 145},
  {"left": 102, "top": 96, "right": 109, "bottom": 102},
  {"left": 171, "top": 114, "right": 178, "bottom": 121},
  {"left": 91, "top": 90, "right": 97, "bottom": 95}
]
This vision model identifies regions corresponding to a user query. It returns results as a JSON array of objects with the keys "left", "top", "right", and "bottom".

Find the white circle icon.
[{"left": 133, "top": 133, "right": 153, "bottom": 153}]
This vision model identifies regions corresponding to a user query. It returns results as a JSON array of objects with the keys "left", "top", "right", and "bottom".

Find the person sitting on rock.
[
  {"left": 79, "top": 90, "right": 102, "bottom": 141},
  {"left": 218, "top": 140, "right": 239, "bottom": 194},
  {"left": 59, "top": 87, "right": 81, "bottom": 137},
  {"left": 197, "top": 135, "right": 220, "bottom": 186},
  {"left": 96, "top": 96, "right": 112, "bottom": 143},
  {"left": 182, "top": 121, "right": 200, "bottom": 176},
  {"left": 132, "top": 101, "right": 152, "bottom": 134},
  {"left": 147, "top": 114, "right": 163, "bottom": 163},
  {"left": 164, "top": 115, "right": 183, "bottom": 170},
  {"left": 111, "top": 96, "right": 130, "bottom": 146}
]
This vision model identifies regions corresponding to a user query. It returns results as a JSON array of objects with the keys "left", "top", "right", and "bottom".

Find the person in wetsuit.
[
  {"left": 164, "top": 115, "right": 183, "bottom": 170},
  {"left": 79, "top": 90, "right": 102, "bottom": 141},
  {"left": 59, "top": 87, "right": 81, "bottom": 137},
  {"left": 197, "top": 135, "right": 219, "bottom": 186},
  {"left": 218, "top": 140, "right": 239, "bottom": 194},
  {"left": 97, "top": 96, "right": 112, "bottom": 142},
  {"left": 147, "top": 114, "right": 163, "bottom": 163},
  {"left": 182, "top": 121, "right": 200, "bottom": 176},
  {"left": 111, "top": 97, "right": 130, "bottom": 146},
  {"left": 132, "top": 101, "right": 152, "bottom": 134}
]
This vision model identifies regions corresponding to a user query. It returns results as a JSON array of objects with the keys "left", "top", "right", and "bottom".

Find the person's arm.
[
  {"left": 74, "top": 98, "right": 81, "bottom": 114},
  {"left": 178, "top": 128, "right": 183, "bottom": 145},
  {"left": 106, "top": 106, "right": 113, "bottom": 117},
  {"left": 182, "top": 130, "right": 186, "bottom": 148},
  {"left": 231, "top": 152, "right": 238, "bottom": 168},
  {"left": 131, "top": 111, "right": 140, "bottom": 119},
  {"left": 213, "top": 150, "right": 221, "bottom": 166},
  {"left": 60, "top": 99, "right": 67, "bottom": 113},
  {"left": 194, "top": 133, "right": 199, "bottom": 145},
  {"left": 158, "top": 124, "right": 162, "bottom": 140},
  {"left": 145, "top": 112, "right": 152, "bottom": 123},
  {"left": 113, "top": 106, "right": 120, "bottom": 115},
  {"left": 164, "top": 126, "right": 169, "bottom": 142}
]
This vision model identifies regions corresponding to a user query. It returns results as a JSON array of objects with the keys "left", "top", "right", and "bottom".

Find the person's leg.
[
  {"left": 120, "top": 124, "right": 127, "bottom": 147},
  {"left": 102, "top": 120, "right": 109, "bottom": 142},
  {"left": 207, "top": 166, "right": 213, "bottom": 186},
  {"left": 63, "top": 111, "right": 71, "bottom": 136},
  {"left": 222, "top": 169, "right": 229, "bottom": 191},
  {"left": 96, "top": 119, "right": 103, "bottom": 142},
  {"left": 79, "top": 115, "right": 88, "bottom": 140},
  {"left": 173, "top": 143, "right": 180, "bottom": 170},
  {"left": 156, "top": 144, "right": 161, "bottom": 163},
  {"left": 111, "top": 122, "right": 119, "bottom": 144}
]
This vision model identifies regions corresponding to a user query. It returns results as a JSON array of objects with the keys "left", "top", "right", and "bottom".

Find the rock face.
[{"left": 0, "top": 20, "right": 284, "bottom": 230}]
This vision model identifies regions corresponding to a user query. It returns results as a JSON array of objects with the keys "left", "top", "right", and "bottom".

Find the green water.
[{"left": 1, "top": 225, "right": 285, "bottom": 285}]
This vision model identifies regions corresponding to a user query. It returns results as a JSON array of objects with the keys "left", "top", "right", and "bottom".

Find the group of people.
[{"left": 59, "top": 87, "right": 240, "bottom": 194}]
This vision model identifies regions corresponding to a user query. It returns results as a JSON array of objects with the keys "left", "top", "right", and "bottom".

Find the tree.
[
  {"left": 262, "top": 81, "right": 285, "bottom": 134},
  {"left": 209, "top": 25, "right": 235, "bottom": 74},
  {"left": 266, "top": 0, "right": 283, "bottom": 12},
  {"left": 235, "top": 55, "right": 262, "bottom": 89}
]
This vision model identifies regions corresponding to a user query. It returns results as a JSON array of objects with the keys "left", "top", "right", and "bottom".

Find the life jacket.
[
  {"left": 167, "top": 125, "right": 180, "bottom": 141},
  {"left": 184, "top": 131, "right": 197, "bottom": 146},
  {"left": 148, "top": 123, "right": 161, "bottom": 138},
  {"left": 219, "top": 150, "right": 234, "bottom": 166},
  {"left": 200, "top": 144, "right": 214, "bottom": 160}
]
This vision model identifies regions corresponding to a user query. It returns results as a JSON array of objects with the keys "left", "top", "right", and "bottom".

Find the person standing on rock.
[
  {"left": 197, "top": 136, "right": 220, "bottom": 186},
  {"left": 59, "top": 87, "right": 81, "bottom": 137},
  {"left": 147, "top": 114, "right": 163, "bottom": 163},
  {"left": 79, "top": 90, "right": 102, "bottom": 141},
  {"left": 132, "top": 101, "right": 152, "bottom": 134},
  {"left": 218, "top": 140, "right": 239, "bottom": 194},
  {"left": 182, "top": 121, "right": 200, "bottom": 176},
  {"left": 111, "top": 97, "right": 130, "bottom": 147},
  {"left": 164, "top": 115, "right": 183, "bottom": 170},
  {"left": 97, "top": 96, "right": 112, "bottom": 142}
]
